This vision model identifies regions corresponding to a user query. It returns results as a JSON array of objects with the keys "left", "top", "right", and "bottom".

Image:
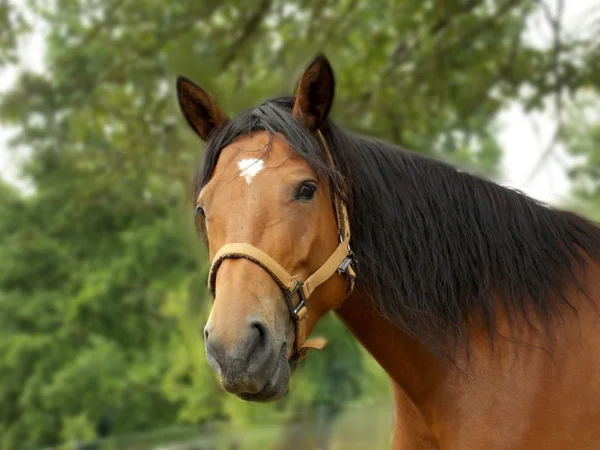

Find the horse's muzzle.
[{"left": 204, "top": 318, "right": 290, "bottom": 401}]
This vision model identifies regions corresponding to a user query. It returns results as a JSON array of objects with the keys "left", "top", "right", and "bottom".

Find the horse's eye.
[
  {"left": 295, "top": 181, "right": 317, "bottom": 201},
  {"left": 194, "top": 204, "right": 205, "bottom": 217}
]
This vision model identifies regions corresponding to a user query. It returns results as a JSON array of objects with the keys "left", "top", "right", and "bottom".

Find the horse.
[{"left": 175, "top": 54, "right": 600, "bottom": 449}]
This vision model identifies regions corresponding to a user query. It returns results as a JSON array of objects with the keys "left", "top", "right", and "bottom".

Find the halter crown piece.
[{"left": 207, "top": 130, "right": 356, "bottom": 363}]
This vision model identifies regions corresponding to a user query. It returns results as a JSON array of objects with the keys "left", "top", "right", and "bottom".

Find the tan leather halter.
[{"left": 207, "top": 130, "right": 356, "bottom": 363}]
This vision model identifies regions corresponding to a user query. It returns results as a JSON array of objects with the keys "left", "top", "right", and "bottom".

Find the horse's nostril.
[
  {"left": 247, "top": 318, "right": 271, "bottom": 366},
  {"left": 250, "top": 319, "right": 267, "bottom": 342},
  {"left": 202, "top": 324, "right": 210, "bottom": 341}
]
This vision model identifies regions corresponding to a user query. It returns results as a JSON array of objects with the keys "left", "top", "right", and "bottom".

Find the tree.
[{"left": 560, "top": 93, "right": 600, "bottom": 219}]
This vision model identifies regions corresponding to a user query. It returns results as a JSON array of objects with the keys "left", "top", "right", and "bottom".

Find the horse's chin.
[
  {"left": 237, "top": 381, "right": 288, "bottom": 402},
  {"left": 236, "top": 346, "right": 291, "bottom": 403}
]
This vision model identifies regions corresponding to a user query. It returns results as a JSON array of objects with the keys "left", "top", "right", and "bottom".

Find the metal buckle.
[
  {"left": 337, "top": 249, "right": 356, "bottom": 275},
  {"left": 337, "top": 248, "right": 357, "bottom": 295},
  {"left": 288, "top": 280, "right": 307, "bottom": 321}
]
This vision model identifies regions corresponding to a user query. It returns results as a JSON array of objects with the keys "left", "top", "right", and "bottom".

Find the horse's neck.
[
  {"left": 335, "top": 290, "right": 447, "bottom": 406},
  {"left": 335, "top": 291, "right": 461, "bottom": 447}
]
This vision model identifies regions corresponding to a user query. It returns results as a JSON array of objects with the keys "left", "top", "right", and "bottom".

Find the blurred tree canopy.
[
  {"left": 0, "top": 0, "right": 598, "bottom": 448},
  {"left": 560, "top": 93, "right": 600, "bottom": 220}
]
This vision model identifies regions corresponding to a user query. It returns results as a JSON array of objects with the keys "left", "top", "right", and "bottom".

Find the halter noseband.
[{"left": 207, "top": 131, "right": 356, "bottom": 363}]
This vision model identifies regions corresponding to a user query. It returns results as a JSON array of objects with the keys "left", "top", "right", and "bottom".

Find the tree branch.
[
  {"left": 523, "top": 0, "right": 565, "bottom": 185},
  {"left": 386, "top": 0, "right": 487, "bottom": 76},
  {"left": 220, "top": 0, "right": 273, "bottom": 71},
  {"left": 462, "top": 12, "right": 526, "bottom": 120}
]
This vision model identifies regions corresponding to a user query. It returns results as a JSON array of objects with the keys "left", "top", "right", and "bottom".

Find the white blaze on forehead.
[{"left": 238, "top": 158, "right": 265, "bottom": 185}]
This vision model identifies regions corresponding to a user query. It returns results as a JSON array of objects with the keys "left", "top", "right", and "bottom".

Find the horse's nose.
[{"left": 204, "top": 318, "right": 273, "bottom": 389}]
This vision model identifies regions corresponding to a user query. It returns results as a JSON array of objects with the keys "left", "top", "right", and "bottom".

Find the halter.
[{"left": 207, "top": 130, "right": 356, "bottom": 363}]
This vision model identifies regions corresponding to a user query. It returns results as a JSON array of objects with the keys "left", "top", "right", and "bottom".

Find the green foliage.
[
  {"left": 160, "top": 272, "right": 225, "bottom": 424},
  {"left": 59, "top": 413, "right": 97, "bottom": 448},
  {"left": 0, "top": 2, "right": 30, "bottom": 67},
  {"left": 1, "top": 1, "right": 598, "bottom": 448},
  {"left": 560, "top": 94, "right": 600, "bottom": 219}
]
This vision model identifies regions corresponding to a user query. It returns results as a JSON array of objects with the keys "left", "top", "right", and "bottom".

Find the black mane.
[{"left": 197, "top": 96, "right": 600, "bottom": 357}]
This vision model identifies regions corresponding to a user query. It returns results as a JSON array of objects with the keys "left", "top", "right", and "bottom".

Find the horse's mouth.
[{"left": 237, "top": 343, "right": 290, "bottom": 402}]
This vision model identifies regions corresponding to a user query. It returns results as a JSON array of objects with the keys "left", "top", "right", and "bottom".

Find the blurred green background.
[{"left": 0, "top": 1, "right": 599, "bottom": 449}]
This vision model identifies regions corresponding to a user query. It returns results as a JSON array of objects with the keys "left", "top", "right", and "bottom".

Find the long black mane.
[{"left": 197, "top": 96, "right": 600, "bottom": 357}]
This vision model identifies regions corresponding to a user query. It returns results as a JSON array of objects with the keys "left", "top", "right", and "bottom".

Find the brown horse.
[{"left": 175, "top": 54, "right": 600, "bottom": 449}]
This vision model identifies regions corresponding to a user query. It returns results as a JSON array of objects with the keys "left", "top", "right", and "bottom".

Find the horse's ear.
[
  {"left": 176, "top": 76, "right": 229, "bottom": 141},
  {"left": 292, "top": 54, "right": 335, "bottom": 130}
]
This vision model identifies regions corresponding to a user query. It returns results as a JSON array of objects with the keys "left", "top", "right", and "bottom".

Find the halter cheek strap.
[{"left": 207, "top": 131, "right": 356, "bottom": 363}]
